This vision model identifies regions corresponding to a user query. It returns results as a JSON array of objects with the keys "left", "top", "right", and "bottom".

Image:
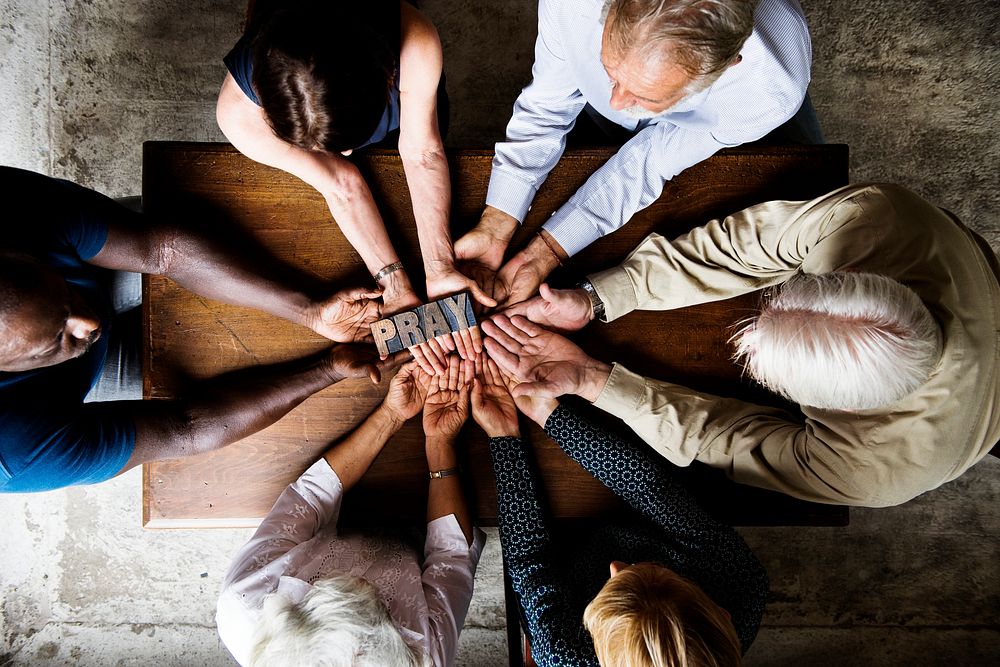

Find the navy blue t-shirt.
[{"left": 0, "top": 167, "right": 136, "bottom": 493}]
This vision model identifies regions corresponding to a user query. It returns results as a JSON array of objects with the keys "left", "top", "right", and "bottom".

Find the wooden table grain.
[{"left": 141, "top": 142, "right": 850, "bottom": 529}]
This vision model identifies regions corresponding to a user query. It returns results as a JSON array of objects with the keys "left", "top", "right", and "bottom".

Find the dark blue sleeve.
[
  {"left": 0, "top": 401, "right": 136, "bottom": 493},
  {"left": 543, "top": 403, "right": 769, "bottom": 652},
  {"left": 0, "top": 167, "right": 131, "bottom": 260},
  {"left": 487, "top": 436, "right": 600, "bottom": 667}
]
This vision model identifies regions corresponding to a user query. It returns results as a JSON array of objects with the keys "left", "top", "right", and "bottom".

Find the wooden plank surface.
[{"left": 141, "top": 142, "right": 850, "bottom": 528}]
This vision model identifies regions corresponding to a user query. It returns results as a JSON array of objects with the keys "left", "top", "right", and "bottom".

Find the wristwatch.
[
  {"left": 428, "top": 466, "right": 460, "bottom": 480},
  {"left": 578, "top": 280, "right": 606, "bottom": 322}
]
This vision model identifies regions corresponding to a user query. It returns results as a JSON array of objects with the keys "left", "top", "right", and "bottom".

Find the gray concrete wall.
[{"left": 1, "top": 0, "right": 998, "bottom": 665}]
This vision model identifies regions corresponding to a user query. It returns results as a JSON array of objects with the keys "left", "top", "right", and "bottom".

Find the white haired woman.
[{"left": 216, "top": 356, "right": 485, "bottom": 666}]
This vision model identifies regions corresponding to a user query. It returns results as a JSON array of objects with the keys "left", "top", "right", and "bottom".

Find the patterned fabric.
[
  {"left": 488, "top": 403, "right": 768, "bottom": 666},
  {"left": 216, "top": 459, "right": 486, "bottom": 667},
  {"left": 486, "top": 0, "right": 812, "bottom": 256}
]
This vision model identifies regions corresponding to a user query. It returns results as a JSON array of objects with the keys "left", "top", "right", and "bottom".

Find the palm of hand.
[
  {"left": 476, "top": 382, "right": 517, "bottom": 432},
  {"left": 385, "top": 367, "right": 425, "bottom": 421},
  {"left": 513, "top": 337, "right": 584, "bottom": 396},
  {"left": 423, "top": 386, "right": 469, "bottom": 437}
]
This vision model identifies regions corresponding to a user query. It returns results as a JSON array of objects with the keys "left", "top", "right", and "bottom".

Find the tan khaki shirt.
[{"left": 588, "top": 184, "right": 1000, "bottom": 506}]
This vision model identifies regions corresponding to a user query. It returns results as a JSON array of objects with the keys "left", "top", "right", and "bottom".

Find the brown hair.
[
  {"left": 251, "top": 0, "right": 400, "bottom": 153},
  {"left": 583, "top": 563, "right": 741, "bottom": 667}
]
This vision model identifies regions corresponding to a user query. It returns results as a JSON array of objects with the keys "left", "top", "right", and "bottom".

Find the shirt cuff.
[
  {"left": 291, "top": 458, "right": 345, "bottom": 517},
  {"left": 426, "top": 514, "right": 487, "bottom": 563},
  {"left": 486, "top": 168, "right": 537, "bottom": 223},
  {"left": 593, "top": 362, "right": 646, "bottom": 419},
  {"left": 587, "top": 265, "right": 638, "bottom": 322},
  {"left": 542, "top": 204, "right": 602, "bottom": 257}
]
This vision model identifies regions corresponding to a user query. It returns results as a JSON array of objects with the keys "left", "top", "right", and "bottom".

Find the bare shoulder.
[{"left": 399, "top": 1, "right": 442, "bottom": 93}]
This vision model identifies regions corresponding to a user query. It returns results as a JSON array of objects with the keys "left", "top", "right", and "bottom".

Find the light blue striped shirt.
[{"left": 487, "top": 0, "right": 812, "bottom": 256}]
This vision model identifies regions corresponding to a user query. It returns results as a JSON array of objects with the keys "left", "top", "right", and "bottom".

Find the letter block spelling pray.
[{"left": 371, "top": 292, "right": 478, "bottom": 357}]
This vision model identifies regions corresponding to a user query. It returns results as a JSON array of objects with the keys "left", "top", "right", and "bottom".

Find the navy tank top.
[{"left": 223, "top": 34, "right": 401, "bottom": 150}]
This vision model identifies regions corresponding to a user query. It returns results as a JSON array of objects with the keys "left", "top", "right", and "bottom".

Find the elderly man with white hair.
[
  {"left": 454, "top": 0, "right": 816, "bottom": 307},
  {"left": 482, "top": 184, "right": 1000, "bottom": 507}
]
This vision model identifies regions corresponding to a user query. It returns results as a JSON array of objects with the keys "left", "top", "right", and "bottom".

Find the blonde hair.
[
  {"left": 583, "top": 563, "right": 741, "bottom": 667},
  {"left": 249, "top": 574, "right": 423, "bottom": 667},
  {"left": 733, "top": 272, "right": 943, "bottom": 410}
]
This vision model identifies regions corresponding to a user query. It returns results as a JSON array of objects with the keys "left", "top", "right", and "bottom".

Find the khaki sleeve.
[
  {"left": 588, "top": 189, "right": 868, "bottom": 322},
  {"left": 593, "top": 363, "right": 877, "bottom": 505}
]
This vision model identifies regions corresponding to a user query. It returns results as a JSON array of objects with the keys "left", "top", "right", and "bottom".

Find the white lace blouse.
[{"left": 216, "top": 459, "right": 487, "bottom": 666}]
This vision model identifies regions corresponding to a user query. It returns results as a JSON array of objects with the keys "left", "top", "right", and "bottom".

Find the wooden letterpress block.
[{"left": 371, "top": 292, "right": 478, "bottom": 357}]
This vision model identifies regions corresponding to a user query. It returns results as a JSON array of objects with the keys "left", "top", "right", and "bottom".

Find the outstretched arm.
[
  {"left": 215, "top": 73, "right": 418, "bottom": 314},
  {"left": 587, "top": 188, "right": 871, "bottom": 322},
  {"left": 540, "top": 402, "right": 767, "bottom": 649},
  {"left": 88, "top": 201, "right": 382, "bottom": 342},
  {"left": 117, "top": 345, "right": 399, "bottom": 473},
  {"left": 471, "top": 355, "right": 599, "bottom": 666},
  {"left": 453, "top": 0, "right": 585, "bottom": 304},
  {"left": 398, "top": 4, "right": 496, "bottom": 313}
]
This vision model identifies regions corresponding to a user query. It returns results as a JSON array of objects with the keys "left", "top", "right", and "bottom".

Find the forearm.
[
  {"left": 587, "top": 195, "right": 850, "bottom": 321},
  {"left": 487, "top": 436, "right": 552, "bottom": 561},
  {"left": 401, "top": 143, "right": 454, "bottom": 272},
  {"left": 323, "top": 404, "right": 406, "bottom": 492},
  {"left": 542, "top": 403, "right": 731, "bottom": 540},
  {"left": 324, "top": 180, "right": 403, "bottom": 274},
  {"left": 153, "top": 227, "right": 318, "bottom": 327},
  {"left": 425, "top": 434, "right": 473, "bottom": 545},
  {"left": 132, "top": 350, "right": 339, "bottom": 460},
  {"left": 323, "top": 180, "right": 415, "bottom": 307}
]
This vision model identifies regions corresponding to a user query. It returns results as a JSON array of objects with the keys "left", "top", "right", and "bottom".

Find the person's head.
[
  {"left": 0, "top": 253, "right": 102, "bottom": 373},
  {"left": 252, "top": 1, "right": 400, "bottom": 153},
  {"left": 600, "top": 0, "right": 756, "bottom": 117},
  {"left": 733, "top": 271, "right": 943, "bottom": 411},
  {"left": 584, "top": 561, "right": 741, "bottom": 667},
  {"left": 250, "top": 574, "right": 423, "bottom": 667}
]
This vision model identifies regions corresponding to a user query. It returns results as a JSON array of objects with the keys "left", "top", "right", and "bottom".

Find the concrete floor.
[{"left": 1, "top": 0, "right": 998, "bottom": 665}]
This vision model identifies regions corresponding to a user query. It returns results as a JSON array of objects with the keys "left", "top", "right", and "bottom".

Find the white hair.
[
  {"left": 249, "top": 574, "right": 424, "bottom": 667},
  {"left": 733, "top": 272, "right": 943, "bottom": 411},
  {"left": 602, "top": 0, "right": 756, "bottom": 90}
]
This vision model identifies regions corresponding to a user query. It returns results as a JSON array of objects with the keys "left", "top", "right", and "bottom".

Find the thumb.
[{"left": 469, "top": 282, "right": 498, "bottom": 309}]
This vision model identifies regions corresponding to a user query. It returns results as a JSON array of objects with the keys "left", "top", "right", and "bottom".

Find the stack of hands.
[
  {"left": 372, "top": 352, "right": 558, "bottom": 446},
  {"left": 316, "top": 278, "right": 612, "bottom": 392},
  {"left": 305, "top": 206, "right": 594, "bottom": 379}
]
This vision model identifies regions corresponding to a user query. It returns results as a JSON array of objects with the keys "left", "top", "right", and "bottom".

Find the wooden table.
[{"left": 141, "top": 142, "right": 850, "bottom": 528}]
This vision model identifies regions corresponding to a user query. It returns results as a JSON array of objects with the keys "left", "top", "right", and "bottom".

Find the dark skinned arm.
[
  {"left": 114, "top": 345, "right": 400, "bottom": 474},
  {"left": 88, "top": 213, "right": 379, "bottom": 341}
]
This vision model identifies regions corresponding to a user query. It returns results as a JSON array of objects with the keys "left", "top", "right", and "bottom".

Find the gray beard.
[{"left": 620, "top": 104, "right": 661, "bottom": 120}]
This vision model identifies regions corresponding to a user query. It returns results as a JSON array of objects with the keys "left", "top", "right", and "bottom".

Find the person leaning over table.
[
  {"left": 217, "top": 0, "right": 494, "bottom": 372},
  {"left": 216, "top": 356, "right": 486, "bottom": 667},
  {"left": 468, "top": 354, "right": 767, "bottom": 666},
  {"left": 454, "top": 0, "right": 817, "bottom": 308},
  {"left": 0, "top": 165, "right": 401, "bottom": 494},
  {"left": 485, "top": 183, "right": 1000, "bottom": 508}
]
